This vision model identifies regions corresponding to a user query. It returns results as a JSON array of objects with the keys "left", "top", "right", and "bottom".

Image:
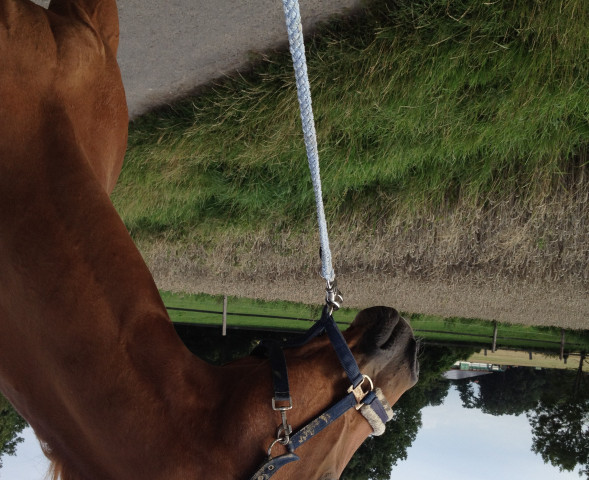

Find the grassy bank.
[{"left": 113, "top": 0, "right": 588, "bottom": 240}]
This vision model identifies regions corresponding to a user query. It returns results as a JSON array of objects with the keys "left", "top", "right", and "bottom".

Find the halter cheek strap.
[{"left": 249, "top": 306, "right": 394, "bottom": 480}]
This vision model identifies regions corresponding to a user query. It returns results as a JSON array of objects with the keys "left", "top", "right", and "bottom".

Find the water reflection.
[{"left": 1, "top": 325, "right": 587, "bottom": 479}]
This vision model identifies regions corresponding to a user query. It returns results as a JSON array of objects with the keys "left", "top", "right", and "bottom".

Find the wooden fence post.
[
  {"left": 222, "top": 295, "right": 228, "bottom": 337},
  {"left": 560, "top": 329, "right": 565, "bottom": 360},
  {"left": 492, "top": 322, "right": 498, "bottom": 353}
]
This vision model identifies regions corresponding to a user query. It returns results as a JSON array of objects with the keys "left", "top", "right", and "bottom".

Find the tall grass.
[{"left": 112, "top": 0, "right": 589, "bottom": 240}]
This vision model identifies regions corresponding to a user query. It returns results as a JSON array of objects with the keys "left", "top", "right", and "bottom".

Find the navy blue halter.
[{"left": 249, "top": 306, "right": 391, "bottom": 480}]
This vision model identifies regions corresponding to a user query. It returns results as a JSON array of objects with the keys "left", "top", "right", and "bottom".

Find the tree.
[
  {"left": 457, "top": 367, "right": 548, "bottom": 416},
  {"left": 0, "top": 394, "right": 28, "bottom": 469},
  {"left": 527, "top": 355, "right": 589, "bottom": 478},
  {"left": 528, "top": 399, "right": 589, "bottom": 477}
]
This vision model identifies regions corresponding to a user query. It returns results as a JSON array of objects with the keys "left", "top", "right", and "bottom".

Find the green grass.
[
  {"left": 112, "top": 0, "right": 589, "bottom": 241},
  {"left": 410, "top": 314, "right": 589, "bottom": 351},
  {"left": 161, "top": 291, "right": 359, "bottom": 329},
  {"left": 163, "top": 291, "right": 589, "bottom": 353}
]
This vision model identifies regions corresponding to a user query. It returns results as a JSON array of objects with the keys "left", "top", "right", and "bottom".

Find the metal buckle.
[
  {"left": 347, "top": 374, "right": 374, "bottom": 410},
  {"left": 272, "top": 397, "right": 293, "bottom": 411}
]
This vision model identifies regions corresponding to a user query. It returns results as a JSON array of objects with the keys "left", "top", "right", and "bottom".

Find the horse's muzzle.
[{"left": 352, "top": 306, "right": 420, "bottom": 384}]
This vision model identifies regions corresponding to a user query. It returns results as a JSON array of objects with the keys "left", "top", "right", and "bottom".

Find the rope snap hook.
[{"left": 326, "top": 278, "right": 343, "bottom": 314}]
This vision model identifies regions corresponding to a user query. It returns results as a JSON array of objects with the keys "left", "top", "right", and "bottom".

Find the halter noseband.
[{"left": 248, "top": 304, "right": 394, "bottom": 480}]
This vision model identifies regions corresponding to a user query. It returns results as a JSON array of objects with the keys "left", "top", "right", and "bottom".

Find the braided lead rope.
[{"left": 281, "top": 0, "right": 335, "bottom": 284}]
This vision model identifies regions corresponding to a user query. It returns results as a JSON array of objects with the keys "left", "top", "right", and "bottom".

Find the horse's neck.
[
  {"left": 0, "top": 3, "right": 276, "bottom": 477},
  {"left": 0, "top": 132, "right": 218, "bottom": 477}
]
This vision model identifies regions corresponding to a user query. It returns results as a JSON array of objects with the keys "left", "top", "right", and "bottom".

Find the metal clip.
[
  {"left": 347, "top": 374, "right": 374, "bottom": 410},
  {"left": 272, "top": 397, "right": 292, "bottom": 447},
  {"left": 325, "top": 279, "right": 343, "bottom": 313}
]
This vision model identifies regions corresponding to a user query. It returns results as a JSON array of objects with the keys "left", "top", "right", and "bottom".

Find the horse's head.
[{"left": 220, "top": 306, "right": 418, "bottom": 480}]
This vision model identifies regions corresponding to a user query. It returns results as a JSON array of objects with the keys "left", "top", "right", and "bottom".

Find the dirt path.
[
  {"left": 140, "top": 194, "right": 589, "bottom": 330},
  {"left": 149, "top": 261, "right": 589, "bottom": 330}
]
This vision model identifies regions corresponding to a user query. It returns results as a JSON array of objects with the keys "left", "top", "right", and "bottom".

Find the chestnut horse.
[{"left": 0, "top": 0, "right": 418, "bottom": 479}]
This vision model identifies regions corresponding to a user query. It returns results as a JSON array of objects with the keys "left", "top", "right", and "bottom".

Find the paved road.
[{"left": 118, "top": 0, "right": 361, "bottom": 118}]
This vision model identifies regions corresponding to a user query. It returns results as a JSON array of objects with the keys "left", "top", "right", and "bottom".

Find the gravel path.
[{"left": 142, "top": 242, "right": 589, "bottom": 330}]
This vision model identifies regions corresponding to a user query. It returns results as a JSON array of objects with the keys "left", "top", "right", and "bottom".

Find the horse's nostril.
[
  {"left": 379, "top": 316, "right": 412, "bottom": 351},
  {"left": 352, "top": 306, "right": 400, "bottom": 329},
  {"left": 374, "top": 316, "right": 400, "bottom": 348}
]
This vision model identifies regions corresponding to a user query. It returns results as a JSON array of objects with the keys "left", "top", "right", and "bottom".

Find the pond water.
[{"left": 1, "top": 325, "right": 588, "bottom": 479}]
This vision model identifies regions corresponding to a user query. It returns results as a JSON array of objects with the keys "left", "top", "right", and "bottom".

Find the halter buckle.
[
  {"left": 347, "top": 374, "right": 374, "bottom": 410},
  {"left": 272, "top": 397, "right": 292, "bottom": 411}
]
